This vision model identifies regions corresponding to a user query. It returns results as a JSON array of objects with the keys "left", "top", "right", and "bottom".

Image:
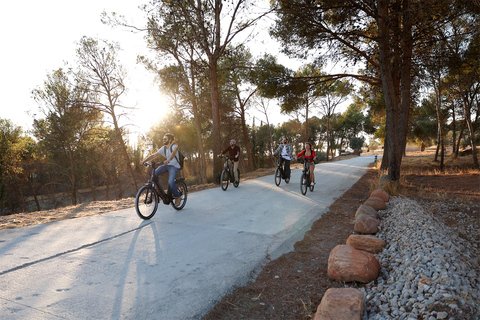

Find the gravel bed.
[{"left": 361, "top": 196, "right": 480, "bottom": 320}]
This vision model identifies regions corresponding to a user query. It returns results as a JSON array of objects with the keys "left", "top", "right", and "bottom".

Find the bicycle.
[
  {"left": 274, "top": 156, "right": 290, "bottom": 186},
  {"left": 300, "top": 160, "right": 315, "bottom": 195},
  {"left": 219, "top": 155, "right": 240, "bottom": 191},
  {"left": 135, "top": 161, "right": 188, "bottom": 219}
]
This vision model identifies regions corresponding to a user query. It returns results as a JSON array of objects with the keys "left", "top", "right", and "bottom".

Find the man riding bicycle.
[
  {"left": 274, "top": 137, "right": 293, "bottom": 182},
  {"left": 141, "top": 133, "right": 182, "bottom": 206},
  {"left": 218, "top": 139, "right": 240, "bottom": 182}
]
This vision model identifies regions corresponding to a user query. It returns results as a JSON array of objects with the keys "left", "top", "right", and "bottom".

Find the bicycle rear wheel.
[
  {"left": 171, "top": 180, "right": 188, "bottom": 210},
  {"left": 300, "top": 172, "right": 308, "bottom": 195},
  {"left": 274, "top": 167, "right": 282, "bottom": 186},
  {"left": 221, "top": 169, "right": 229, "bottom": 191},
  {"left": 135, "top": 185, "right": 159, "bottom": 219},
  {"left": 233, "top": 169, "right": 240, "bottom": 188}
]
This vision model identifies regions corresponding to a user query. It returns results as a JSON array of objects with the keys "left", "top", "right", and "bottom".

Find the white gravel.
[{"left": 361, "top": 196, "right": 480, "bottom": 320}]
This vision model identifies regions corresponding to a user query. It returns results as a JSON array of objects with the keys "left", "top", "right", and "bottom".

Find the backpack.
[{"left": 169, "top": 144, "right": 185, "bottom": 170}]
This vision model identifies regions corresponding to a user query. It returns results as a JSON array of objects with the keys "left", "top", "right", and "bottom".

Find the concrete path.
[{"left": 0, "top": 156, "right": 375, "bottom": 319}]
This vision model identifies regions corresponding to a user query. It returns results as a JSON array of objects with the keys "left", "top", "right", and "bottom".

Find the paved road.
[{"left": 0, "top": 156, "right": 375, "bottom": 319}]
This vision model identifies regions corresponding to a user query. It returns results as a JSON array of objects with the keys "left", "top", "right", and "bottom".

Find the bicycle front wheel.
[
  {"left": 221, "top": 169, "right": 229, "bottom": 191},
  {"left": 233, "top": 169, "right": 240, "bottom": 188},
  {"left": 300, "top": 173, "right": 308, "bottom": 195},
  {"left": 274, "top": 167, "right": 282, "bottom": 186},
  {"left": 171, "top": 180, "right": 188, "bottom": 210},
  {"left": 135, "top": 185, "right": 159, "bottom": 219}
]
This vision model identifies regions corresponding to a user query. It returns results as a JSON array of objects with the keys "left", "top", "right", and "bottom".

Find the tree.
[
  {"left": 317, "top": 78, "right": 353, "bottom": 161},
  {"left": 0, "top": 120, "right": 36, "bottom": 213},
  {"left": 272, "top": 0, "right": 477, "bottom": 181},
  {"left": 32, "top": 68, "right": 99, "bottom": 205},
  {"left": 139, "top": 0, "right": 273, "bottom": 182},
  {"left": 75, "top": 36, "right": 138, "bottom": 190}
]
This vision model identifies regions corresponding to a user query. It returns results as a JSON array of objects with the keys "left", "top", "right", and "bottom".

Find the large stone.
[
  {"left": 313, "top": 288, "right": 364, "bottom": 320},
  {"left": 355, "top": 204, "right": 378, "bottom": 219},
  {"left": 354, "top": 214, "right": 380, "bottom": 234},
  {"left": 327, "top": 245, "right": 380, "bottom": 283},
  {"left": 364, "top": 196, "right": 387, "bottom": 211},
  {"left": 371, "top": 189, "right": 390, "bottom": 202},
  {"left": 346, "top": 234, "right": 386, "bottom": 254}
]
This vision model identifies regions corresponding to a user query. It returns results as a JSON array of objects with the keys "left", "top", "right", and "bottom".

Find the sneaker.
[
  {"left": 311, "top": 182, "right": 315, "bottom": 185},
  {"left": 285, "top": 178, "right": 290, "bottom": 183},
  {"left": 174, "top": 197, "right": 181, "bottom": 206}
]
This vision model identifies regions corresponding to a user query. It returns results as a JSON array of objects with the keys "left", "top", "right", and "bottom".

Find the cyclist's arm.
[
  {"left": 142, "top": 153, "right": 158, "bottom": 164},
  {"left": 297, "top": 150, "right": 305, "bottom": 158},
  {"left": 235, "top": 147, "right": 240, "bottom": 159}
]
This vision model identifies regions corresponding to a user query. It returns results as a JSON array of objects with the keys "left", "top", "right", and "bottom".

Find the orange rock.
[
  {"left": 364, "top": 196, "right": 387, "bottom": 210},
  {"left": 354, "top": 214, "right": 380, "bottom": 234},
  {"left": 371, "top": 189, "right": 390, "bottom": 202},
  {"left": 346, "top": 234, "right": 386, "bottom": 253},
  {"left": 355, "top": 204, "right": 378, "bottom": 219},
  {"left": 313, "top": 288, "right": 364, "bottom": 320},
  {"left": 327, "top": 245, "right": 380, "bottom": 283}
]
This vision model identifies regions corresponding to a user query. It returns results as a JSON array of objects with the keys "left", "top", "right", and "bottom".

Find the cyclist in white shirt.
[
  {"left": 273, "top": 137, "right": 293, "bottom": 182},
  {"left": 141, "top": 133, "right": 181, "bottom": 206}
]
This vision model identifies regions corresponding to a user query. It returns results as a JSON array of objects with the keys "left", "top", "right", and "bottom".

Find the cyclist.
[
  {"left": 273, "top": 137, "right": 293, "bottom": 182},
  {"left": 296, "top": 142, "right": 316, "bottom": 186},
  {"left": 218, "top": 139, "right": 240, "bottom": 182},
  {"left": 141, "top": 133, "right": 181, "bottom": 206}
]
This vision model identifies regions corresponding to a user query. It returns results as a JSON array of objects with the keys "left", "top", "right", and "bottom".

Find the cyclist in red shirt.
[
  {"left": 218, "top": 139, "right": 240, "bottom": 182},
  {"left": 296, "top": 142, "right": 316, "bottom": 186}
]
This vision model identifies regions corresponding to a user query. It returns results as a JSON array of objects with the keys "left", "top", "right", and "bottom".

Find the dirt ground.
[{"left": 1, "top": 151, "right": 479, "bottom": 320}]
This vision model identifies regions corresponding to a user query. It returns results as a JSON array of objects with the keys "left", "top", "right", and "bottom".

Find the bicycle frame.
[
  {"left": 222, "top": 156, "right": 235, "bottom": 182},
  {"left": 146, "top": 161, "right": 174, "bottom": 204}
]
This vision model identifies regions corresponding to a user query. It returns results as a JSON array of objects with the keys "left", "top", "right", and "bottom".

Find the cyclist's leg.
[
  {"left": 154, "top": 164, "right": 168, "bottom": 180},
  {"left": 232, "top": 161, "right": 238, "bottom": 181},
  {"left": 310, "top": 164, "right": 315, "bottom": 183},
  {"left": 284, "top": 158, "right": 291, "bottom": 178},
  {"left": 166, "top": 165, "right": 181, "bottom": 197},
  {"left": 279, "top": 157, "right": 285, "bottom": 176}
]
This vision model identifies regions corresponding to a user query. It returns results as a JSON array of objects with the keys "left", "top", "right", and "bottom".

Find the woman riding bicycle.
[{"left": 296, "top": 142, "right": 316, "bottom": 186}]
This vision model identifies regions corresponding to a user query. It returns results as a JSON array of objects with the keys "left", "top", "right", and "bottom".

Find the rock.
[
  {"left": 327, "top": 245, "right": 381, "bottom": 283},
  {"left": 371, "top": 189, "right": 390, "bottom": 202},
  {"left": 313, "top": 288, "right": 364, "bottom": 320},
  {"left": 346, "top": 234, "right": 386, "bottom": 253},
  {"left": 354, "top": 214, "right": 380, "bottom": 234},
  {"left": 355, "top": 204, "right": 379, "bottom": 219},
  {"left": 364, "top": 196, "right": 387, "bottom": 211}
]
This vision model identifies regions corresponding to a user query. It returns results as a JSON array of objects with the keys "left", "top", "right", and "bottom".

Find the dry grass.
[{"left": 374, "top": 147, "right": 480, "bottom": 203}]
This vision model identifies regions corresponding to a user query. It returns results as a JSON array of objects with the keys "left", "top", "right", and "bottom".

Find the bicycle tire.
[
  {"left": 171, "top": 180, "right": 188, "bottom": 210},
  {"left": 274, "top": 167, "right": 282, "bottom": 186},
  {"left": 300, "top": 172, "right": 308, "bottom": 195},
  {"left": 221, "top": 169, "right": 229, "bottom": 191},
  {"left": 233, "top": 169, "right": 240, "bottom": 188},
  {"left": 135, "top": 185, "right": 159, "bottom": 219}
]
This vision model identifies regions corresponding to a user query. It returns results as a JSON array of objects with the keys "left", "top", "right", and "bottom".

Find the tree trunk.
[
  {"left": 68, "top": 146, "right": 77, "bottom": 205},
  {"left": 209, "top": 62, "right": 222, "bottom": 183},
  {"left": 240, "top": 109, "right": 255, "bottom": 172},
  {"left": 112, "top": 117, "right": 138, "bottom": 191},
  {"left": 464, "top": 98, "right": 479, "bottom": 168}
]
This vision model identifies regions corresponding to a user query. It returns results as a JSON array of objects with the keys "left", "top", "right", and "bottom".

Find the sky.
[{"left": 0, "top": 1, "right": 304, "bottom": 143}]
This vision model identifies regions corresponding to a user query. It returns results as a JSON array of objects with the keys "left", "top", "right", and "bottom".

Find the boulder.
[
  {"left": 354, "top": 214, "right": 380, "bottom": 234},
  {"left": 346, "top": 234, "right": 386, "bottom": 254},
  {"left": 355, "top": 204, "right": 378, "bottom": 219},
  {"left": 313, "top": 288, "right": 364, "bottom": 320},
  {"left": 327, "top": 245, "right": 380, "bottom": 283},
  {"left": 364, "top": 196, "right": 387, "bottom": 211},
  {"left": 371, "top": 189, "right": 390, "bottom": 202}
]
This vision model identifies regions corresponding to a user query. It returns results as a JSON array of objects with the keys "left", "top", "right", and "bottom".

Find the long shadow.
[{"left": 110, "top": 219, "right": 161, "bottom": 320}]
